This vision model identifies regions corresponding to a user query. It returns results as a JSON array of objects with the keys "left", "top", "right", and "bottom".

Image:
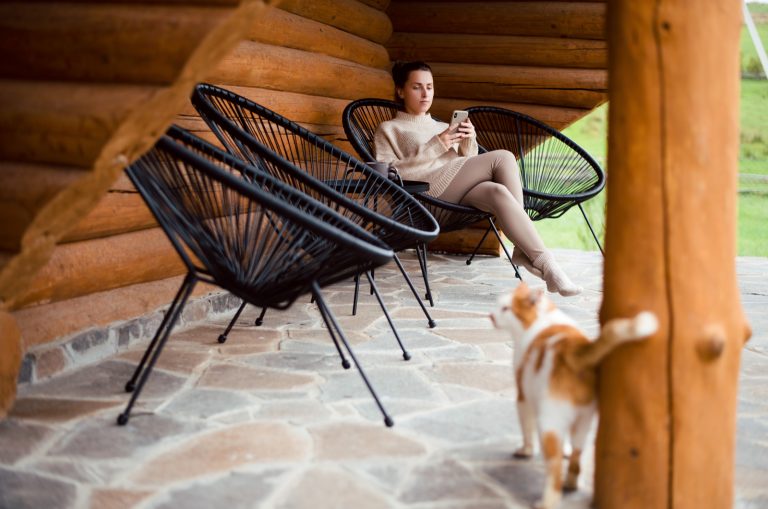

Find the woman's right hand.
[{"left": 438, "top": 124, "right": 467, "bottom": 150}]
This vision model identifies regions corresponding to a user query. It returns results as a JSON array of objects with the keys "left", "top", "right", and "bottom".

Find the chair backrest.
[
  {"left": 466, "top": 106, "right": 606, "bottom": 219},
  {"left": 191, "top": 84, "right": 439, "bottom": 248},
  {"left": 126, "top": 125, "right": 392, "bottom": 308},
  {"left": 342, "top": 98, "right": 402, "bottom": 163}
]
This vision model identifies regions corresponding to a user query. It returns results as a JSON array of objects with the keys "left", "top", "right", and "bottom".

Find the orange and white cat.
[{"left": 490, "top": 283, "right": 658, "bottom": 509}]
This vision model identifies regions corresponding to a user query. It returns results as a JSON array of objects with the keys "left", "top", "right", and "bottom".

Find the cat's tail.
[{"left": 568, "top": 312, "right": 658, "bottom": 371}]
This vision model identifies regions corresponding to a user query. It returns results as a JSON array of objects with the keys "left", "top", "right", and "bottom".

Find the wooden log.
[
  {"left": 14, "top": 275, "right": 221, "bottom": 349},
  {"left": 0, "top": 3, "right": 228, "bottom": 84},
  {"left": 279, "top": 0, "right": 392, "bottom": 44},
  {"left": 431, "top": 62, "right": 607, "bottom": 108},
  {"left": 596, "top": 1, "right": 747, "bottom": 508},
  {"left": 387, "top": 33, "right": 607, "bottom": 69},
  {"left": 248, "top": 6, "right": 390, "bottom": 69},
  {"left": 0, "top": 162, "right": 87, "bottom": 251},
  {"left": 427, "top": 223, "right": 501, "bottom": 256},
  {"left": 212, "top": 40, "right": 392, "bottom": 101},
  {"left": 179, "top": 85, "right": 353, "bottom": 128},
  {"left": 14, "top": 228, "right": 184, "bottom": 310},
  {"left": 0, "top": 80, "right": 159, "bottom": 167},
  {"left": 61, "top": 191, "right": 156, "bottom": 244},
  {"left": 358, "top": 0, "right": 390, "bottom": 10},
  {"left": 388, "top": 2, "right": 606, "bottom": 39},
  {"left": 431, "top": 98, "right": 591, "bottom": 131},
  {"left": 0, "top": 311, "right": 22, "bottom": 418}
]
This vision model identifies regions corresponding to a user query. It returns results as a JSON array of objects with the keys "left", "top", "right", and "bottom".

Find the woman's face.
[{"left": 398, "top": 69, "right": 434, "bottom": 115}]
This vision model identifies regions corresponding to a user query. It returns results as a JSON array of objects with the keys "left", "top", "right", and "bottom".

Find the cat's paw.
[
  {"left": 563, "top": 478, "right": 578, "bottom": 492},
  {"left": 513, "top": 445, "right": 534, "bottom": 459}
]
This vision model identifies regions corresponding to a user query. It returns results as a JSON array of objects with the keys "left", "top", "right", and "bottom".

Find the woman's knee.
[
  {"left": 485, "top": 182, "right": 515, "bottom": 205},
  {"left": 493, "top": 149, "right": 518, "bottom": 168}
]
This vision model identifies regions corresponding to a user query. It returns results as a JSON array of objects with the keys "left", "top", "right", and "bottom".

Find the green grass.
[
  {"left": 742, "top": 3, "right": 768, "bottom": 76},
  {"left": 532, "top": 18, "right": 768, "bottom": 256}
]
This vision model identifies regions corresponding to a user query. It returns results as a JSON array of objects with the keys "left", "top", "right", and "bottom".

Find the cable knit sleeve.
[
  {"left": 459, "top": 135, "right": 478, "bottom": 157},
  {"left": 374, "top": 123, "right": 447, "bottom": 168}
]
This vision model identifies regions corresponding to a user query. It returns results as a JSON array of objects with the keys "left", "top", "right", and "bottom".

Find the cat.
[{"left": 490, "top": 283, "right": 658, "bottom": 509}]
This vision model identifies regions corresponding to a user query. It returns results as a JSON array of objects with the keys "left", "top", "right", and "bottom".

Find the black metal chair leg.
[
  {"left": 364, "top": 271, "right": 411, "bottom": 361},
  {"left": 466, "top": 223, "right": 494, "bottom": 266},
  {"left": 255, "top": 306, "right": 268, "bottom": 326},
  {"left": 218, "top": 301, "right": 247, "bottom": 344},
  {"left": 578, "top": 203, "right": 604, "bottom": 255},
  {"left": 416, "top": 244, "right": 434, "bottom": 307},
  {"left": 118, "top": 273, "right": 197, "bottom": 425},
  {"left": 352, "top": 273, "right": 360, "bottom": 316},
  {"left": 124, "top": 272, "right": 195, "bottom": 394},
  {"left": 488, "top": 218, "right": 523, "bottom": 280},
  {"left": 392, "top": 254, "right": 436, "bottom": 328},
  {"left": 312, "top": 281, "right": 394, "bottom": 428},
  {"left": 314, "top": 290, "right": 351, "bottom": 369}
]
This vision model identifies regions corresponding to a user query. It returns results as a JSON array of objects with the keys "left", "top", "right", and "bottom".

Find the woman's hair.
[{"left": 391, "top": 61, "right": 432, "bottom": 103}]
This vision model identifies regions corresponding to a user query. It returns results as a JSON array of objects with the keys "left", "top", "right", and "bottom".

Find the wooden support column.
[{"left": 597, "top": 1, "right": 750, "bottom": 508}]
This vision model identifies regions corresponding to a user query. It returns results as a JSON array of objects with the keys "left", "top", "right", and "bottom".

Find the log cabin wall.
[
  {"left": 0, "top": 0, "right": 609, "bottom": 415},
  {"left": 385, "top": 0, "right": 608, "bottom": 253},
  {"left": 0, "top": 0, "right": 396, "bottom": 415}
]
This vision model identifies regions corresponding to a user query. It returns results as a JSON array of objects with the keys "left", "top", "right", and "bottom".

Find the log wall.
[
  {"left": 0, "top": 0, "right": 271, "bottom": 416},
  {"left": 0, "top": 0, "right": 608, "bottom": 416}
]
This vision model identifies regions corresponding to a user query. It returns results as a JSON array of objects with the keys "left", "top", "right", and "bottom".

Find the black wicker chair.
[
  {"left": 342, "top": 98, "right": 523, "bottom": 302},
  {"left": 465, "top": 106, "right": 605, "bottom": 254},
  {"left": 119, "top": 125, "right": 399, "bottom": 427},
  {"left": 192, "top": 84, "right": 440, "bottom": 337}
]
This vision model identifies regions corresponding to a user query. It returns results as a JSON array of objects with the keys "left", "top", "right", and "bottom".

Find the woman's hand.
[{"left": 438, "top": 120, "right": 475, "bottom": 149}]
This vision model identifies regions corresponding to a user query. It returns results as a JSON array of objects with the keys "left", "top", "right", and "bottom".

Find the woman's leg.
[{"left": 439, "top": 151, "right": 582, "bottom": 296}]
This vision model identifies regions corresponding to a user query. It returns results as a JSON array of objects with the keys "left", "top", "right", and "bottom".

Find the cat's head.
[{"left": 490, "top": 283, "right": 553, "bottom": 335}]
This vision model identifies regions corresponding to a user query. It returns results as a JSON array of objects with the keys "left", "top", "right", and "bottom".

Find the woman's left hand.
[{"left": 457, "top": 119, "right": 475, "bottom": 139}]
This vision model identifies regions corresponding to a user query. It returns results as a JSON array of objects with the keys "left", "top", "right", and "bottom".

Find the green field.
[{"left": 532, "top": 8, "right": 768, "bottom": 256}]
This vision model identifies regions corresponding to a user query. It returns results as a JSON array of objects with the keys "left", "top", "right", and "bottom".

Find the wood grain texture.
[
  {"left": 596, "top": 1, "right": 746, "bottom": 507},
  {"left": 387, "top": 33, "right": 606, "bottom": 69},
  {"left": 212, "top": 41, "right": 392, "bottom": 100},
  {"left": 0, "top": 3, "right": 227, "bottom": 84},
  {"left": 279, "top": 0, "right": 393, "bottom": 43},
  {"left": 431, "top": 62, "right": 607, "bottom": 108},
  {"left": 249, "top": 6, "right": 390, "bottom": 69},
  {"left": 388, "top": 1, "right": 606, "bottom": 39}
]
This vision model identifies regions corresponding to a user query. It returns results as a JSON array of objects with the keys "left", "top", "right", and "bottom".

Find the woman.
[{"left": 374, "top": 61, "right": 581, "bottom": 296}]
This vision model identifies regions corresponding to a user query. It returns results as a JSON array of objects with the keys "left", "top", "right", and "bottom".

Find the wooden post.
[{"left": 597, "top": 1, "right": 750, "bottom": 508}]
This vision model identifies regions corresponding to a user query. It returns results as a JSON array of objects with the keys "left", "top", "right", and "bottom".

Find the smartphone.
[{"left": 449, "top": 110, "right": 469, "bottom": 129}]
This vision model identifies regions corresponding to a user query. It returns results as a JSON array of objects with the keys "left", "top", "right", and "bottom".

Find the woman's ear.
[{"left": 396, "top": 87, "right": 403, "bottom": 99}]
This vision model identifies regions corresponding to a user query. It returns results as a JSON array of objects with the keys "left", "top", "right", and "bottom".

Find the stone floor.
[{"left": 1, "top": 250, "right": 766, "bottom": 509}]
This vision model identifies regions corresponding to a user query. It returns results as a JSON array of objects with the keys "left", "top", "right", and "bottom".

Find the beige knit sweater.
[{"left": 373, "top": 111, "right": 478, "bottom": 197}]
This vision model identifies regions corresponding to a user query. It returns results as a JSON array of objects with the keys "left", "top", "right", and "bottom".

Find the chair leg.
[
  {"left": 392, "top": 254, "right": 437, "bottom": 328},
  {"left": 488, "top": 218, "right": 523, "bottom": 281},
  {"left": 217, "top": 301, "right": 247, "bottom": 344},
  {"left": 352, "top": 273, "right": 361, "bottom": 316},
  {"left": 364, "top": 271, "right": 411, "bottom": 361},
  {"left": 466, "top": 223, "right": 493, "bottom": 266},
  {"left": 254, "top": 306, "right": 268, "bottom": 326},
  {"left": 314, "top": 290, "right": 351, "bottom": 370},
  {"left": 578, "top": 203, "right": 604, "bottom": 256},
  {"left": 312, "top": 281, "right": 394, "bottom": 428},
  {"left": 124, "top": 272, "right": 196, "bottom": 394},
  {"left": 118, "top": 273, "right": 197, "bottom": 425},
  {"left": 416, "top": 243, "right": 434, "bottom": 307}
]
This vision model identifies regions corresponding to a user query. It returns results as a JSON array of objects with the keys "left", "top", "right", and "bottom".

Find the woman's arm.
[{"left": 374, "top": 126, "right": 447, "bottom": 167}]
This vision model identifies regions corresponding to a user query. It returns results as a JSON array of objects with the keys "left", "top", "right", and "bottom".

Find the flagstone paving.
[{"left": 1, "top": 250, "right": 766, "bottom": 508}]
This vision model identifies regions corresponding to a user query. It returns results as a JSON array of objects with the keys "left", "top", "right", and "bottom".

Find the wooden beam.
[
  {"left": 0, "top": 311, "right": 22, "bottom": 418},
  {"left": 387, "top": 33, "right": 607, "bottom": 69},
  {"left": 596, "top": 1, "right": 748, "bottom": 507},
  {"left": 388, "top": 2, "right": 606, "bottom": 39},
  {"left": 248, "top": 6, "right": 390, "bottom": 69},
  {"left": 279, "top": 0, "right": 392, "bottom": 44},
  {"left": 61, "top": 191, "right": 156, "bottom": 244},
  {"left": 431, "top": 62, "right": 607, "bottom": 108},
  {"left": 212, "top": 40, "right": 392, "bottom": 100},
  {"left": 14, "top": 228, "right": 183, "bottom": 310},
  {"left": 0, "top": 3, "right": 228, "bottom": 84},
  {"left": 0, "top": 80, "right": 158, "bottom": 167}
]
